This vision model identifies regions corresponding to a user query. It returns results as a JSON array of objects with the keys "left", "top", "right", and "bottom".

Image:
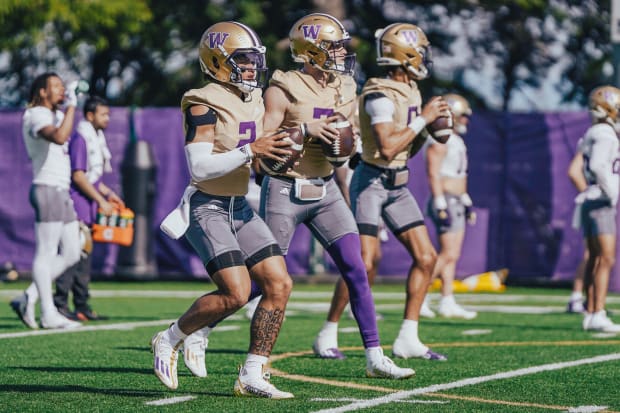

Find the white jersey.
[
  {"left": 582, "top": 123, "right": 620, "bottom": 205},
  {"left": 424, "top": 133, "right": 468, "bottom": 178},
  {"left": 22, "top": 106, "right": 71, "bottom": 189}
]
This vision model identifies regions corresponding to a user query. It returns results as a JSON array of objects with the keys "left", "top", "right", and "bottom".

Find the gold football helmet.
[
  {"left": 589, "top": 85, "right": 620, "bottom": 126},
  {"left": 444, "top": 94, "right": 472, "bottom": 135},
  {"left": 375, "top": 23, "right": 432, "bottom": 80},
  {"left": 289, "top": 13, "right": 355, "bottom": 74},
  {"left": 198, "top": 21, "right": 267, "bottom": 92}
]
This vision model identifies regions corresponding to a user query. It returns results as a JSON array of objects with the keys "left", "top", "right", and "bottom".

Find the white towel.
[{"left": 160, "top": 185, "right": 197, "bottom": 239}]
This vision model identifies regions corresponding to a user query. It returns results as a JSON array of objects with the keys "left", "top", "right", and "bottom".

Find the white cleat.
[
  {"left": 366, "top": 348, "right": 415, "bottom": 379},
  {"left": 151, "top": 331, "right": 182, "bottom": 390},
  {"left": 438, "top": 302, "right": 477, "bottom": 320},
  {"left": 420, "top": 300, "right": 436, "bottom": 318},
  {"left": 392, "top": 337, "right": 447, "bottom": 361},
  {"left": 582, "top": 313, "right": 593, "bottom": 331},
  {"left": 587, "top": 313, "right": 620, "bottom": 333},
  {"left": 10, "top": 293, "right": 38, "bottom": 329},
  {"left": 234, "top": 366, "right": 294, "bottom": 399},
  {"left": 183, "top": 333, "right": 208, "bottom": 377},
  {"left": 40, "top": 312, "right": 81, "bottom": 329}
]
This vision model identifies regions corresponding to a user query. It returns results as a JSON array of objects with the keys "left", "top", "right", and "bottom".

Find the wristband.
[
  {"left": 433, "top": 195, "right": 448, "bottom": 210},
  {"left": 460, "top": 193, "right": 473, "bottom": 207},
  {"left": 300, "top": 122, "right": 308, "bottom": 137},
  {"left": 407, "top": 116, "right": 427, "bottom": 135},
  {"left": 241, "top": 143, "right": 254, "bottom": 161}
]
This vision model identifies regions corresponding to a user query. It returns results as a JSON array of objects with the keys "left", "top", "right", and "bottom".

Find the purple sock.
[{"left": 327, "top": 233, "right": 380, "bottom": 348}]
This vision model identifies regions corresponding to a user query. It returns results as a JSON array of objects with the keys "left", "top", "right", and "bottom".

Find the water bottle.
[
  {"left": 75, "top": 80, "right": 90, "bottom": 95},
  {"left": 96, "top": 208, "right": 107, "bottom": 226}
]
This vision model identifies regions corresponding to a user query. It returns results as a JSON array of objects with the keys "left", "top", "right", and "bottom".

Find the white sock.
[
  {"left": 592, "top": 310, "right": 607, "bottom": 320},
  {"left": 166, "top": 322, "right": 187, "bottom": 344},
  {"left": 194, "top": 326, "right": 212, "bottom": 339},
  {"left": 243, "top": 353, "right": 269, "bottom": 380},
  {"left": 398, "top": 319, "right": 419, "bottom": 340},
  {"left": 570, "top": 291, "right": 583, "bottom": 301},
  {"left": 316, "top": 321, "right": 339, "bottom": 349},
  {"left": 25, "top": 283, "right": 39, "bottom": 303},
  {"left": 365, "top": 346, "right": 384, "bottom": 363}
]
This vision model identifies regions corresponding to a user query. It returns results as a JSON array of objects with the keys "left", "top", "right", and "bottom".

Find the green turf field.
[{"left": 1, "top": 281, "right": 619, "bottom": 412}]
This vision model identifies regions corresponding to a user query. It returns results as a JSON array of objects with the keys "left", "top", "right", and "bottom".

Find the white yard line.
[
  {"left": 145, "top": 395, "right": 196, "bottom": 406},
  {"left": 311, "top": 353, "right": 620, "bottom": 413},
  {"left": 0, "top": 321, "right": 239, "bottom": 339}
]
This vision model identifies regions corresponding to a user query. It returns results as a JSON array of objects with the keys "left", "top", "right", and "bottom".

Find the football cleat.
[
  {"left": 420, "top": 298, "right": 436, "bottom": 318},
  {"left": 392, "top": 337, "right": 447, "bottom": 361},
  {"left": 438, "top": 301, "right": 477, "bottom": 320},
  {"left": 10, "top": 293, "right": 38, "bottom": 329},
  {"left": 586, "top": 312, "right": 620, "bottom": 333},
  {"left": 234, "top": 366, "right": 294, "bottom": 399},
  {"left": 151, "top": 331, "right": 183, "bottom": 390},
  {"left": 366, "top": 348, "right": 415, "bottom": 379},
  {"left": 312, "top": 333, "right": 346, "bottom": 359},
  {"left": 566, "top": 299, "right": 585, "bottom": 314},
  {"left": 40, "top": 312, "right": 81, "bottom": 329},
  {"left": 183, "top": 333, "right": 208, "bottom": 378}
]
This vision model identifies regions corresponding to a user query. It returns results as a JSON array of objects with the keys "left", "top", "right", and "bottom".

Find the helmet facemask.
[
  {"left": 404, "top": 45, "right": 432, "bottom": 80},
  {"left": 227, "top": 49, "right": 268, "bottom": 93},
  {"left": 317, "top": 39, "right": 356, "bottom": 75}
]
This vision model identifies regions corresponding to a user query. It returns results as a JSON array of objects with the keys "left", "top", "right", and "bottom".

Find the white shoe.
[
  {"left": 392, "top": 336, "right": 448, "bottom": 361},
  {"left": 40, "top": 312, "right": 81, "bottom": 329},
  {"left": 245, "top": 296, "right": 261, "bottom": 320},
  {"left": 10, "top": 293, "right": 38, "bottom": 329},
  {"left": 151, "top": 331, "right": 182, "bottom": 390},
  {"left": 234, "top": 366, "right": 294, "bottom": 399},
  {"left": 582, "top": 313, "right": 592, "bottom": 331},
  {"left": 312, "top": 333, "right": 345, "bottom": 359},
  {"left": 183, "top": 333, "right": 208, "bottom": 377},
  {"left": 587, "top": 312, "right": 620, "bottom": 333},
  {"left": 438, "top": 301, "right": 477, "bottom": 320},
  {"left": 366, "top": 348, "right": 415, "bottom": 379},
  {"left": 420, "top": 299, "right": 436, "bottom": 318}
]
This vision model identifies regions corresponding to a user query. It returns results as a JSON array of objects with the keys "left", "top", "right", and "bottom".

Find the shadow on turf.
[{"left": 0, "top": 384, "right": 231, "bottom": 398}]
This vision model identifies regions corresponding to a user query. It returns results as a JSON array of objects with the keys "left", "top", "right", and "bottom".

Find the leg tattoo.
[{"left": 249, "top": 306, "right": 285, "bottom": 355}]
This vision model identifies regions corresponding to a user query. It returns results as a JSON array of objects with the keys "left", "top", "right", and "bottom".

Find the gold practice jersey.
[
  {"left": 358, "top": 78, "right": 422, "bottom": 169},
  {"left": 269, "top": 69, "right": 357, "bottom": 179},
  {"left": 181, "top": 82, "right": 263, "bottom": 196}
]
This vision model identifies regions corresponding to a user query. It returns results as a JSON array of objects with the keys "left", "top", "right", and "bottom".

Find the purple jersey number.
[
  {"left": 238, "top": 121, "right": 256, "bottom": 147},
  {"left": 313, "top": 108, "right": 334, "bottom": 119},
  {"left": 407, "top": 106, "right": 419, "bottom": 125}
]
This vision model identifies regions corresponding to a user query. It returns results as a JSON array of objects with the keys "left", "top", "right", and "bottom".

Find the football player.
[
  {"left": 10, "top": 73, "right": 83, "bottom": 329},
  {"left": 152, "top": 21, "right": 295, "bottom": 398},
  {"left": 576, "top": 86, "right": 620, "bottom": 332},
  {"left": 423, "top": 94, "right": 478, "bottom": 320},
  {"left": 315, "top": 23, "right": 450, "bottom": 360}
]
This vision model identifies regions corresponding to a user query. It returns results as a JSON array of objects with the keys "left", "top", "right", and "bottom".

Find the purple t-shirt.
[{"left": 69, "top": 132, "right": 101, "bottom": 225}]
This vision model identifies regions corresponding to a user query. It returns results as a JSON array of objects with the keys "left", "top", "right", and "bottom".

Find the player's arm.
[
  {"left": 426, "top": 142, "right": 447, "bottom": 201},
  {"left": 333, "top": 165, "right": 351, "bottom": 206},
  {"left": 368, "top": 95, "right": 446, "bottom": 162},
  {"left": 567, "top": 151, "right": 587, "bottom": 192},
  {"left": 184, "top": 104, "right": 253, "bottom": 182},
  {"left": 36, "top": 107, "right": 76, "bottom": 145},
  {"left": 72, "top": 170, "right": 114, "bottom": 215},
  {"left": 98, "top": 182, "right": 125, "bottom": 208}
]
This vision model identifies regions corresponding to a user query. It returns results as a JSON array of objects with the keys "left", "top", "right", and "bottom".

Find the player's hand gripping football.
[
  {"left": 305, "top": 114, "right": 341, "bottom": 145},
  {"left": 421, "top": 96, "right": 450, "bottom": 124},
  {"left": 251, "top": 130, "right": 293, "bottom": 162}
]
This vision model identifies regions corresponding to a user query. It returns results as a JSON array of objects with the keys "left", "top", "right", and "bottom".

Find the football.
[
  {"left": 258, "top": 127, "right": 304, "bottom": 175},
  {"left": 322, "top": 112, "right": 355, "bottom": 167},
  {"left": 426, "top": 111, "right": 454, "bottom": 143}
]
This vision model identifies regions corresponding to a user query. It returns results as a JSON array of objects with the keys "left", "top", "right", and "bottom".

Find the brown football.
[
  {"left": 426, "top": 111, "right": 454, "bottom": 143},
  {"left": 322, "top": 112, "right": 355, "bottom": 167},
  {"left": 258, "top": 127, "right": 304, "bottom": 175}
]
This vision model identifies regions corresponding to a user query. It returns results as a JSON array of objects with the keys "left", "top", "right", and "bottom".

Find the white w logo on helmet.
[
  {"left": 208, "top": 32, "right": 230, "bottom": 49},
  {"left": 302, "top": 25, "right": 322, "bottom": 40},
  {"left": 401, "top": 30, "right": 418, "bottom": 44}
]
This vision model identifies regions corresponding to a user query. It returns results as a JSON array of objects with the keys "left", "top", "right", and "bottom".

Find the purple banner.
[{"left": 0, "top": 108, "right": 618, "bottom": 291}]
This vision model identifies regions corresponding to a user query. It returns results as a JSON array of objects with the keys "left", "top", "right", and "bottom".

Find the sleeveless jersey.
[
  {"left": 358, "top": 78, "right": 422, "bottom": 169},
  {"left": 424, "top": 133, "right": 468, "bottom": 178},
  {"left": 269, "top": 69, "right": 357, "bottom": 178},
  {"left": 181, "top": 82, "right": 263, "bottom": 196}
]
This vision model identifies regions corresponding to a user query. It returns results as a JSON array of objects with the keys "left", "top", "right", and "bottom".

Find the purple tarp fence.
[{"left": 1, "top": 108, "right": 618, "bottom": 291}]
